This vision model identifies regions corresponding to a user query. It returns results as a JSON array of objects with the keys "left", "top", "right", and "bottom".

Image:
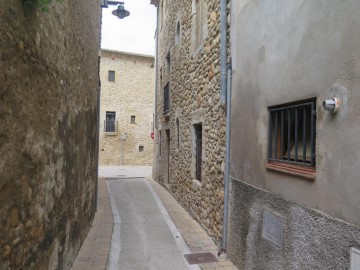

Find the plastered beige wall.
[{"left": 99, "top": 50, "right": 155, "bottom": 166}]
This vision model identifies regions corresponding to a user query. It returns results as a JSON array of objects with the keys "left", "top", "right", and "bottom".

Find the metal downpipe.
[
  {"left": 220, "top": 0, "right": 228, "bottom": 108},
  {"left": 219, "top": 0, "right": 230, "bottom": 254},
  {"left": 154, "top": 7, "right": 159, "bottom": 130},
  {"left": 220, "top": 61, "right": 232, "bottom": 254}
]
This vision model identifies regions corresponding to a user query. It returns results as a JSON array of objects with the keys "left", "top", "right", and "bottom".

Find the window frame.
[
  {"left": 163, "top": 83, "right": 170, "bottom": 113},
  {"left": 266, "top": 98, "right": 317, "bottom": 179},
  {"left": 108, "top": 70, "right": 115, "bottom": 82},
  {"left": 105, "top": 111, "right": 117, "bottom": 133},
  {"left": 193, "top": 123, "right": 203, "bottom": 181}
]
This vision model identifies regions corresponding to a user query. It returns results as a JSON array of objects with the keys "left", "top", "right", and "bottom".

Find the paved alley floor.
[{"left": 71, "top": 166, "right": 237, "bottom": 270}]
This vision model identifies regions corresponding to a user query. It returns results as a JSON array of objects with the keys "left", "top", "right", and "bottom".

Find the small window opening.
[
  {"left": 131, "top": 115, "right": 136, "bottom": 123},
  {"left": 108, "top": 70, "right": 115, "bottom": 82},
  {"left": 176, "top": 118, "right": 180, "bottom": 149},
  {"left": 166, "top": 52, "right": 170, "bottom": 75},
  {"left": 175, "top": 22, "right": 181, "bottom": 45},
  {"left": 105, "top": 111, "right": 116, "bottom": 132},
  {"left": 159, "top": 130, "right": 162, "bottom": 156},
  {"left": 194, "top": 123, "right": 202, "bottom": 181},
  {"left": 139, "top": 146, "right": 144, "bottom": 152},
  {"left": 268, "top": 99, "right": 316, "bottom": 167},
  {"left": 163, "top": 83, "right": 170, "bottom": 113}
]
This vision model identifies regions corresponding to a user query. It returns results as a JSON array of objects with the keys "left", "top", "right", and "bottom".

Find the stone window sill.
[
  {"left": 104, "top": 132, "right": 117, "bottom": 136},
  {"left": 265, "top": 162, "right": 316, "bottom": 180}
]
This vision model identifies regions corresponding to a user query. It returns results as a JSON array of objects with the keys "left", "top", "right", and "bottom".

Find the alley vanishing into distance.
[
  {"left": 71, "top": 167, "right": 236, "bottom": 270},
  {"left": 2, "top": 0, "right": 360, "bottom": 269}
]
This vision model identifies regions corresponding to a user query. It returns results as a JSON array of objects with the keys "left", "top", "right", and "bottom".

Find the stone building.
[
  {"left": 0, "top": 1, "right": 100, "bottom": 269},
  {"left": 99, "top": 50, "right": 155, "bottom": 166},
  {"left": 226, "top": 1, "right": 360, "bottom": 269},
  {"left": 150, "top": 0, "right": 227, "bottom": 242}
]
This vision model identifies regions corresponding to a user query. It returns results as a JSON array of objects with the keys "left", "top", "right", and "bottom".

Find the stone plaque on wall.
[
  {"left": 262, "top": 211, "right": 283, "bottom": 249},
  {"left": 351, "top": 248, "right": 360, "bottom": 270}
]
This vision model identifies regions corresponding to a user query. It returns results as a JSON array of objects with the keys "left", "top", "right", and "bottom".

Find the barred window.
[{"left": 268, "top": 99, "right": 316, "bottom": 168}]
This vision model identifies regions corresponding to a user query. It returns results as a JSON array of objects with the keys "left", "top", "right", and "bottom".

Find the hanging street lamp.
[{"left": 101, "top": 0, "right": 130, "bottom": 19}]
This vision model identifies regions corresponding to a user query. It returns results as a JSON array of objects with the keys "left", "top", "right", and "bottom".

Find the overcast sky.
[{"left": 101, "top": 0, "right": 157, "bottom": 56}]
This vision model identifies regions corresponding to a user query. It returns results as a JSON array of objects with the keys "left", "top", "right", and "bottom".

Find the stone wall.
[
  {"left": 99, "top": 50, "right": 155, "bottom": 166},
  {"left": 153, "top": 0, "right": 228, "bottom": 243},
  {"left": 0, "top": 1, "right": 100, "bottom": 269}
]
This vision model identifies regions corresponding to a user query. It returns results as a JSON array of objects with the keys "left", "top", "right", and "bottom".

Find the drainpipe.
[
  {"left": 153, "top": 4, "right": 159, "bottom": 179},
  {"left": 219, "top": 0, "right": 230, "bottom": 255},
  {"left": 154, "top": 7, "right": 159, "bottom": 129},
  {"left": 220, "top": 60, "right": 232, "bottom": 255},
  {"left": 220, "top": 0, "right": 228, "bottom": 108}
]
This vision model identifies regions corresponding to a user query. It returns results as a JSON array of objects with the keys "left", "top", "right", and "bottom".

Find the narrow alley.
[
  {"left": 2, "top": 0, "right": 360, "bottom": 269},
  {"left": 71, "top": 167, "right": 236, "bottom": 270}
]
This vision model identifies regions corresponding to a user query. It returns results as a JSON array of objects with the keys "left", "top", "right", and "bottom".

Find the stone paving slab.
[
  {"left": 71, "top": 177, "right": 113, "bottom": 270},
  {"left": 146, "top": 177, "right": 238, "bottom": 270}
]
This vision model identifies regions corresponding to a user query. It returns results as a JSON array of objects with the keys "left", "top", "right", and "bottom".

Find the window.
[
  {"left": 193, "top": 123, "right": 202, "bottom": 181},
  {"left": 160, "top": 68, "right": 163, "bottom": 83},
  {"left": 268, "top": 99, "right": 316, "bottom": 169},
  {"left": 159, "top": 130, "right": 162, "bottom": 156},
  {"left": 139, "top": 146, "right": 144, "bottom": 152},
  {"left": 193, "top": 0, "right": 207, "bottom": 49},
  {"left": 131, "top": 115, "right": 136, "bottom": 123},
  {"left": 105, "top": 111, "right": 116, "bottom": 132},
  {"left": 108, "top": 70, "right": 115, "bottom": 82},
  {"left": 163, "top": 83, "right": 170, "bottom": 113},
  {"left": 166, "top": 52, "right": 170, "bottom": 75},
  {"left": 176, "top": 118, "right": 180, "bottom": 149},
  {"left": 175, "top": 22, "right": 181, "bottom": 45}
]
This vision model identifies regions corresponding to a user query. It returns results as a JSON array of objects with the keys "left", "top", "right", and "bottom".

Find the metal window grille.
[
  {"left": 105, "top": 111, "right": 117, "bottom": 132},
  {"left": 164, "top": 83, "right": 170, "bottom": 113},
  {"left": 268, "top": 99, "right": 316, "bottom": 167},
  {"left": 108, "top": 70, "right": 115, "bottom": 82},
  {"left": 194, "top": 123, "right": 202, "bottom": 181}
]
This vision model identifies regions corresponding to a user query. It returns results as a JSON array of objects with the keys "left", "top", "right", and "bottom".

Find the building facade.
[
  {"left": 0, "top": 0, "right": 100, "bottom": 269},
  {"left": 151, "top": 0, "right": 227, "bottom": 242},
  {"left": 227, "top": 1, "right": 360, "bottom": 269},
  {"left": 99, "top": 50, "right": 155, "bottom": 166}
]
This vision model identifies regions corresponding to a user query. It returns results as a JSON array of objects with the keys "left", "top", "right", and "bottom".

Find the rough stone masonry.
[
  {"left": 0, "top": 1, "right": 101, "bottom": 269},
  {"left": 153, "top": 0, "right": 230, "bottom": 243}
]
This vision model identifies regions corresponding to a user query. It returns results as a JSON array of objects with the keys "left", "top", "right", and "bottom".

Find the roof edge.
[{"left": 100, "top": 49, "right": 154, "bottom": 59}]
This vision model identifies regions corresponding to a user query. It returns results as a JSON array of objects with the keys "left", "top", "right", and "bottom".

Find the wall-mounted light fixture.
[
  {"left": 101, "top": 0, "right": 130, "bottom": 19},
  {"left": 322, "top": 98, "right": 341, "bottom": 113}
]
